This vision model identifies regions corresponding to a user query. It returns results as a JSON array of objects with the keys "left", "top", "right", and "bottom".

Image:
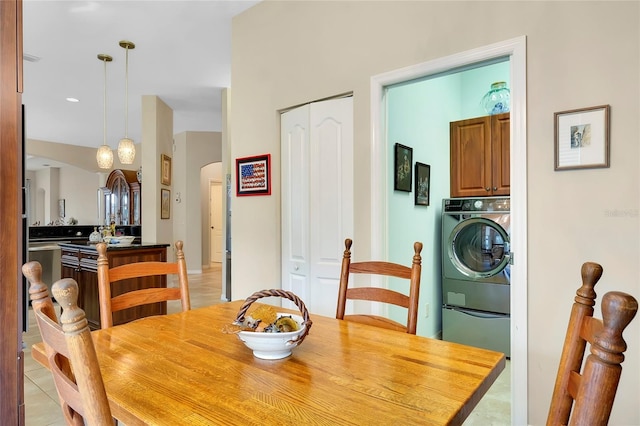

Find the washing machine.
[{"left": 441, "top": 196, "right": 511, "bottom": 357}]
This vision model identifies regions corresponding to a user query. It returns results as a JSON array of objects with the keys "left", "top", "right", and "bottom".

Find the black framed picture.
[
  {"left": 414, "top": 162, "right": 431, "bottom": 206},
  {"left": 394, "top": 143, "right": 412, "bottom": 192}
]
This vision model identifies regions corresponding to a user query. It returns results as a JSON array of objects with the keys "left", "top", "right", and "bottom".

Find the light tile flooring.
[{"left": 23, "top": 265, "right": 510, "bottom": 425}]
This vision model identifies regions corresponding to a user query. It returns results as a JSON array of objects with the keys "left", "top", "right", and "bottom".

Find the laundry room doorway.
[{"left": 370, "top": 36, "right": 528, "bottom": 424}]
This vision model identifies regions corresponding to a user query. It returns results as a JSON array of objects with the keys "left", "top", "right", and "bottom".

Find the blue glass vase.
[{"left": 481, "top": 82, "right": 510, "bottom": 115}]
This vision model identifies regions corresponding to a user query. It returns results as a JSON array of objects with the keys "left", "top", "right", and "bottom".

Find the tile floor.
[{"left": 23, "top": 264, "right": 510, "bottom": 425}]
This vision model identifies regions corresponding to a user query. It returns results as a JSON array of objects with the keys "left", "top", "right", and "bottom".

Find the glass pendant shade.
[
  {"left": 118, "top": 137, "right": 135, "bottom": 164},
  {"left": 118, "top": 40, "right": 136, "bottom": 164},
  {"left": 97, "top": 53, "right": 113, "bottom": 169},
  {"left": 97, "top": 145, "right": 114, "bottom": 169}
]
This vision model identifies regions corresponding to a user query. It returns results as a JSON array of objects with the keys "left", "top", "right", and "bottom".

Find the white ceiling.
[{"left": 23, "top": 0, "right": 260, "bottom": 170}]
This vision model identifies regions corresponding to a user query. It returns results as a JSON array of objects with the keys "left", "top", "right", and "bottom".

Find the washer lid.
[{"left": 447, "top": 217, "right": 510, "bottom": 279}]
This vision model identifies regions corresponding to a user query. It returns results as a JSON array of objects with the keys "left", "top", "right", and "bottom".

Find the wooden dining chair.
[
  {"left": 547, "top": 262, "right": 638, "bottom": 426},
  {"left": 96, "top": 240, "right": 191, "bottom": 328},
  {"left": 336, "top": 238, "right": 423, "bottom": 334},
  {"left": 22, "top": 261, "right": 113, "bottom": 425}
]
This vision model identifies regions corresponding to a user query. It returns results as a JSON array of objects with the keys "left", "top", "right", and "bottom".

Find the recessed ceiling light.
[{"left": 66, "top": 97, "right": 80, "bottom": 103}]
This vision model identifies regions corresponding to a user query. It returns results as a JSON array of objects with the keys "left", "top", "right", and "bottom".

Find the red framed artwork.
[{"left": 236, "top": 154, "right": 271, "bottom": 196}]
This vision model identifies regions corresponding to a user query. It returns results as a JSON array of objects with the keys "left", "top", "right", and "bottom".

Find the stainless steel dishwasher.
[{"left": 27, "top": 242, "right": 63, "bottom": 291}]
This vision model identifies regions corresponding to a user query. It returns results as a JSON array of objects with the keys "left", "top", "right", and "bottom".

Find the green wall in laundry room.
[{"left": 385, "top": 60, "right": 509, "bottom": 338}]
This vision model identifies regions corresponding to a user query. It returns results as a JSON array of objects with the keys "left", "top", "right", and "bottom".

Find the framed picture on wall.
[
  {"left": 554, "top": 104, "right": 610, "bottom": 171},
  {"left": 236, "top": 154, "right": 271, "bottom": 196},
  {"left": 414, "top": 162, "right": 431, "bottom": 206},
  {"left": 394, "top": 143, "right": 412, "bottom": 192},
  {"left": 161, "top": 188, "right": 171, "bottom": 219},
  {"left": 161, "top": 154, "right": 172, "bottom": 185}
]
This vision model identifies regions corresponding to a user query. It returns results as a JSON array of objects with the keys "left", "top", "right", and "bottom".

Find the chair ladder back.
[
  {"left": 349, "top": 261, "right": 412, "bottom": 279},
  {"left": 108, "top": 261, "right": 180, "bottom": 281},
  {"left": 55, "top": 278, "right": 113, "bottom": 425},
  {"left": 570, "top": 291, "right": 637, "bottom": 425},
  {"left": 337, "top": 238, "right": 423, "bottom": 334},
  {"left": 345, "top": 287, "right": 410, "bottom": 307},
  {"left": 33, "top": 311, "right": 86, "bottom": 425},
  {"left": 547, "top": 262, "right": 638, "bottom": 426},
  {"left": 23, "top": 262, "right": 75, "bottom": 383},
  {"left": 407, "top": 247, "right": 423, "bottom": 335},
  {"left": 97, "top": 240, "right": 191, "bottom": 328},
  {"left": 111, "top": 287, "right": 183, "bottom": 312},
  {"left": 23, "top": 262, "right": 113, "bottom": 425},
  {"left": 23, "top": 261, "right": 58, "bottom": 323}
]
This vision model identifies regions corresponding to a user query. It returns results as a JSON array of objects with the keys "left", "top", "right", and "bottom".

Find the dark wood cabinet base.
[{"left": 60, "top": 243, "right": 170, "bottom": 330}]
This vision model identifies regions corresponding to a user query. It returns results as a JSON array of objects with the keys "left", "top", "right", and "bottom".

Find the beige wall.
[
  {"left": 27, "top": 138, "right": 141, "bottom": 173},
  {"left": 230, "top": 1, "right": 639, "bottom": 424},
  {"left": 173, "top": 131, "right": 222, "bottom": 272},
  {"left": 141, "top": 95, "right": 174, "bottom": 246},
  {"left": 27, "top": 165, "right": 99, "bottom": 226},
  {"left": 57, "top": 166, "right": 101, "bottom": 224}
]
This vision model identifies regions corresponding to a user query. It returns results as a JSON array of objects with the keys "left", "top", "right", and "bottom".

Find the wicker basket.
[{"left": 235, "top": 289, "right": 313, "bottom": 346}]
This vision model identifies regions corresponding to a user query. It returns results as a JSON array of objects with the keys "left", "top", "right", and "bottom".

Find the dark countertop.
[
  {"left": 57, "top": 242, "right": 170, "bottom": 251},
  {"left": 29, "top": 225, "right": 141, "bottom": 242}
]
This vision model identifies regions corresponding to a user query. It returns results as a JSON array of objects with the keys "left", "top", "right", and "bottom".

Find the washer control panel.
[{"left": 443, "top": 197, "right": 510, "bottom": 213}]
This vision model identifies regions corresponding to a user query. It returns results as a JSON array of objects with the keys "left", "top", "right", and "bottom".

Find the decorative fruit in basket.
[
  {"left": 273, "top": 316, "right": 299, "bottom": 332},
  {"left": 245, "top": 305, "right": 278, "bottom": 331},
  {"left": 223, "top": 289, "right": 313, "bottom": 359}
]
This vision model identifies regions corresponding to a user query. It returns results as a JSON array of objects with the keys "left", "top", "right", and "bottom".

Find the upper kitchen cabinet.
[
  {"left": 449, "top": 113, "right": 510, "bottom": 198},
  {"left": 104, "top": 169, "right": 141, "bottom": 225}
]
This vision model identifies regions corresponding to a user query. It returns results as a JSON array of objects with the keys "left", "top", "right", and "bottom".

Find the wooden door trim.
[
  {"left": 0, "top": 0, "right": 24, "bottom": 423},
  {"left": 370, "top": 36, "right": 528, "bottom": 424}
]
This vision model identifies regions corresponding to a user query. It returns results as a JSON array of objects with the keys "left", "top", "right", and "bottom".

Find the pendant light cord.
[
  {"left": 103, "top": 57, "right": 107, "bottom": 145},
  {"left": 124, "top": 45, "right": 129, "bottom": 138}
]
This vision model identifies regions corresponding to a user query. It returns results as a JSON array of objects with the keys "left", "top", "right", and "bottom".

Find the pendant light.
[
  {"left": 96, "top": 54, "right": 114, "bottom": 169},
  {"left": 117, "top": 40, "right": 136, "bottom": 164}
]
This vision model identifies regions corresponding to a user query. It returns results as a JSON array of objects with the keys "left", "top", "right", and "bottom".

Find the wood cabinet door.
[
  {"left": 450, "top": 116, "right": 492, "bottom": 197},
  {"left": 491, "top": 113, "right": 510, "bottom": 195},
  {"left": 450, "top": 113, "right": 510, "bottom": 197}
]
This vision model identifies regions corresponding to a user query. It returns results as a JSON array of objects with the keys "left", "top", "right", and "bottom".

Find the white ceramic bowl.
[
  {"left": 237, "top": 313, "right": 306, "bottom": 360},
  {"left": 103, "top": 236, "right": 136, "bottom": 246}
]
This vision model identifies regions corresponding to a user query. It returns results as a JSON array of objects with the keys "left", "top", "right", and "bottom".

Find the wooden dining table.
[{"left": 33, "top": 300, "right": 505, "bottom": 425}]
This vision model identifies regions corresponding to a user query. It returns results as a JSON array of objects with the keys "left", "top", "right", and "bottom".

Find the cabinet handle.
[
  {"left": 485, "top": 187, "right": 490, "bottom": 192},
  {"left": 493, "top": 186, "right": 498, "bottom": 191}
]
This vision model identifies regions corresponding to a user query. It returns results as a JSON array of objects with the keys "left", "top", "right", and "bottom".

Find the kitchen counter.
[
  {"left": 59, "top": 242, "right": 170, "bottom": 329},
  {"left": 57, "top": 242, "right": 169, "bottom": 250}
]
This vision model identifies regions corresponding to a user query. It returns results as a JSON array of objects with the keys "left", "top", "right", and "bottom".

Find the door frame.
[
  {"left": 370, "top": 36, "right": 528, "bottom": 424},
  {"left": 209, "top": 179, "right": 223, "bottom": 264}
]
